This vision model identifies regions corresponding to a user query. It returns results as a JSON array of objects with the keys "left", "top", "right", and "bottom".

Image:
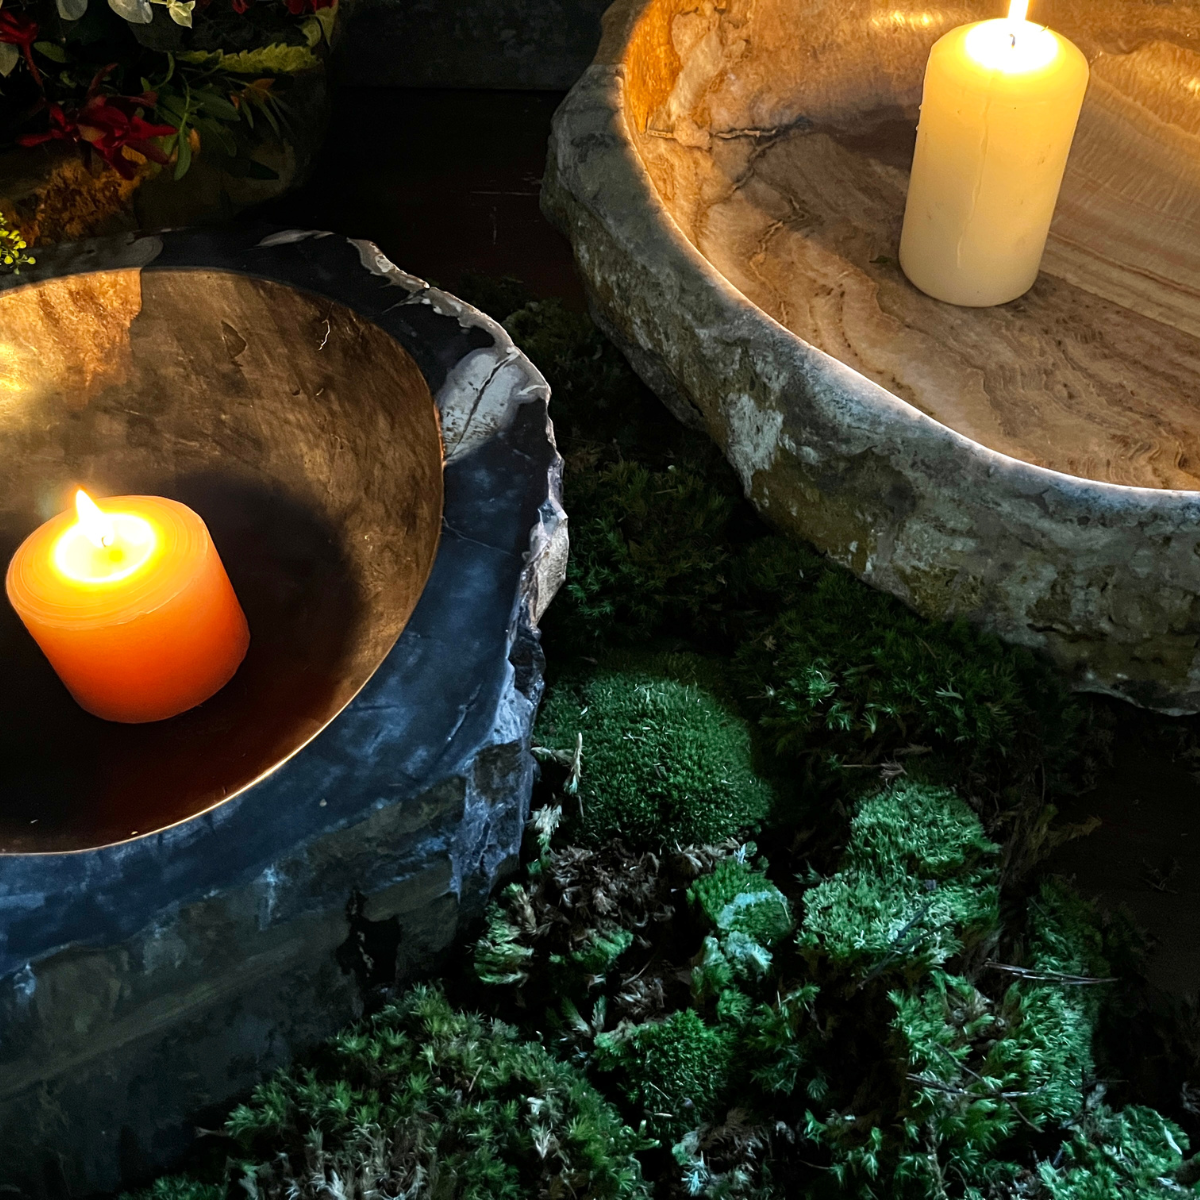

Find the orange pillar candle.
[{"left": 6, "top": 490, "right": 249, "bottom": 723}]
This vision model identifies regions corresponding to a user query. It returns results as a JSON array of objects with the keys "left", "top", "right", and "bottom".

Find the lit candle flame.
[
  {"left": 1007, "top": 0, "right": 1029, "bottom": 22},
  {"left": 75, "top": 489, "right": 115, "bottom": 550}
]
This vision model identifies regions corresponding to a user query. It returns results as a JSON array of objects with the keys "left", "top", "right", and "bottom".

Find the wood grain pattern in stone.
[
  {"left": 0, "top": 269, "right": 141, "bottom": 410},
  {"left": 687, "top": 116, "right": 1200, "bottom": 489},
  {"left": 627, "top": 1, "right": 1200, "bottom": 491}
]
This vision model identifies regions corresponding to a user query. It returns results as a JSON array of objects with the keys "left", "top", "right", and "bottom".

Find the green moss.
[
  {"left": 148, "top": 986, "right": 651, "bottom": 1200},
  {"left": 556, "top": 926, "right": 636, "bottom": 980},
  {"left": 593, "top": 1008, "right": 735, "bottom": 1143},
  {"left": 735, "top": 562, "right": 1085, "bottom": 797},
  {"left": 548, "top": 461, "right": 742, "bottom": 655},
  {"left": 122, "top": 1180, "right": 223, "bottom": 1200},
  {"left": 1036, "top": 1104, "right": 1192, "bottom": 1198},
  {"left": 473, "top": 882, "right": 537, "bottom": 987},
  {"left": 799, "top": 783, "right": 1000, "bottom": 974},
  {"left": 536, "top": 663, "right": 773, "bottom": 849},
  {"left": 689, "top": 856, "right": 793, "bottom": 948}
]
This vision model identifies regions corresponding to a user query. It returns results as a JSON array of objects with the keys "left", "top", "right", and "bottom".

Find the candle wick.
[
  {"left": 100, "top": 534, "right": 113, "bottom": 549},
  {"left": 1010, "top": 32, "right": 1017, "bottom": 47}
]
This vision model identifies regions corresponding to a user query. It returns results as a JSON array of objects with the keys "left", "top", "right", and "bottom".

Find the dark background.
[{"left": 332, "top": 0, "right": 608, "bottom": 89}]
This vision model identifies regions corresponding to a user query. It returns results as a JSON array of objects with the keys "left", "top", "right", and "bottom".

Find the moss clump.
[
  {"left": 688, "top": 854, "right": 793, "bottom": 949},
  {"left": 536, "top": 663, "right": 772, "bottom": 849},
  {"left": 122, "top": 1181, "right": 222, "bottom": 1200},
  {"left": 1036, "top": 1104, "right": 1192, "bottom": 1198},
  {"left": 551, "top": 462, "right": 740, "bottom": 653},
  {"left": 135, "top": 985, "right": 650, "bottom": 1200},
  {"left": 798, "top": 782, "right": 1000, "bottom": 974},
  {"left": 735, "top": 565, "right": 1086, "bottom": 799},
  {"left": 593, "top": 1008, "right": 735, "bottom": 1143}
]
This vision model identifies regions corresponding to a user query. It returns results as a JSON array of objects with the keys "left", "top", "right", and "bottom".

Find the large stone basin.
[
  {"left": 544, "top": 0, "right": 1200, "bottom": 711},
  {"left": 0, "top": 227, "right": 566, "bottom": 1196}
]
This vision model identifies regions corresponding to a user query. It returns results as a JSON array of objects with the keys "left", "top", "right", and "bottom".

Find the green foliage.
[
  {"left": 739, "top": 983, "right": 821, "bottom": 1098},
  {"left": 217, "top": 985, "right": 652, "bottom": 1200},
  {"left": 788, "top": 790, "right": 1166, "bottom": 1199},
  {"left": 122, "top": 1179, "right": 223, "bottom": 1200},
  {"left": 564, "top": 926, "right": 635, "bottom": 978},
  {"left": 736, "top": 565, "right": 1085, "bottom": 795},
  {"left": 471, "top": 821, "right": 708, "bottom": 1050},
  {"left": 554, "top": 461, "right": 739, "bottom": 651},
  {"left": 536, "top": 662, "right": 772, "bottom": 849},
  {"left": 473, "top": 882, "right": 536, "bottom": 987},
  {"left": 594, "top": 1009, "right": 735, "bottom": 1143},
  {"left": 179, "top": 44, "right": 320, "bottom": 74},
  {"left": 1036, "top": 1104, "right": 1192, "bottom": 1198},
  {"left": 799, "top": 783, "right": 1000, "bottom": 974},
  {"left": 0, "top": 217, "right": 34, "bottom": 274}
]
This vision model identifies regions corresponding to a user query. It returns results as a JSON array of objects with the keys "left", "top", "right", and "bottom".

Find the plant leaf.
[
  {"left": 0, "top": 42, "right": 17, "bottom": 76},
  {"left": 217, "top": 43, "right": 318, "bottom": 75},
  {"left": 311, "top": 2, "right": 337, "bottom": 44},
  {"left": 108, "top": 0, "right": 152, "bottom": 22},
  {"left": 197, "top": 90, "right": 238, "bottom": 120},
  {"left": 173, "top": 125, "right": 192, "bottom": 179},
  {"left": 56, "top": 0, "right": 88, "bottom": 20},
  {"left": 193, "top": 115, "right": 236, "bottom": 155},
  {"left": 33, "top": 41, "right": 68, "bottom": 62}
]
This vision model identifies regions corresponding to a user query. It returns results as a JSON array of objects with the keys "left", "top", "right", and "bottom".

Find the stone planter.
[
  {"left": 544, "top": 0, "right": 1200, "bottom": 712},
  {"left": 0, "top": 227, "right": 566, "bottom": 1197}
]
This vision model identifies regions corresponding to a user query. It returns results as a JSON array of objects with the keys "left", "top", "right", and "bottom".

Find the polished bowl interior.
[
  {"left": 0, "top": 267, "right": 444, "bottom": 853},
  {"left": 622, "top": 0, "right": 1200, "bottom": 489}
]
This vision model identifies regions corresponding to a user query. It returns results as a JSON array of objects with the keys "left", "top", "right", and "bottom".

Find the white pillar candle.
[{"left": 899, "top": 0, "right": 1089, "bottom": 307}]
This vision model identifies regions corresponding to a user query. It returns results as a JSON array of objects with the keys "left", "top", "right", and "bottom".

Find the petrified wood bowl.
[
  {"left": 0, "top": 228, "right": 566, "bottom": 1196},
  {"left": 544, "top": 0, "right": 1200, "bottom": 711}
]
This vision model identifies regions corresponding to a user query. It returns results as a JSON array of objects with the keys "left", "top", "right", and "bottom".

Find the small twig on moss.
[
  {"left": 937, "top": 1049, "right": 1045, "bottom": 1134},
  {"left": 906, "top": 1075, "right": 1044, "bottom": 1101},
  {"left": 855, "top": 896, "right": 937, "bottom": 991},
  {"left": 983, "top": 962, "right": 1117, "bottom": 986}
]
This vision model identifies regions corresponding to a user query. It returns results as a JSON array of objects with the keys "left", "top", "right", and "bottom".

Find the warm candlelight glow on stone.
[{"left": 6, "top": 491, "right": 249, "bottom": 723}]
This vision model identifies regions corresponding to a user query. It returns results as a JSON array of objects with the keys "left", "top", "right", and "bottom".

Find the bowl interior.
[
  {"left": 624, "top": 0, "right": 1200, "bottom": 489},
  {"left": 0, "top": 268, "right": 443, "bottom": 853}
]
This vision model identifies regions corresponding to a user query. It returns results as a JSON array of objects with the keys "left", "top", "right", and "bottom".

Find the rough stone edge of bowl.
[
  {"left": 542, "top": 2, "right": 1200, "bottom": 714},
  {"left": 0, "top": 226, "right": 567, "bottom": 1197}
]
